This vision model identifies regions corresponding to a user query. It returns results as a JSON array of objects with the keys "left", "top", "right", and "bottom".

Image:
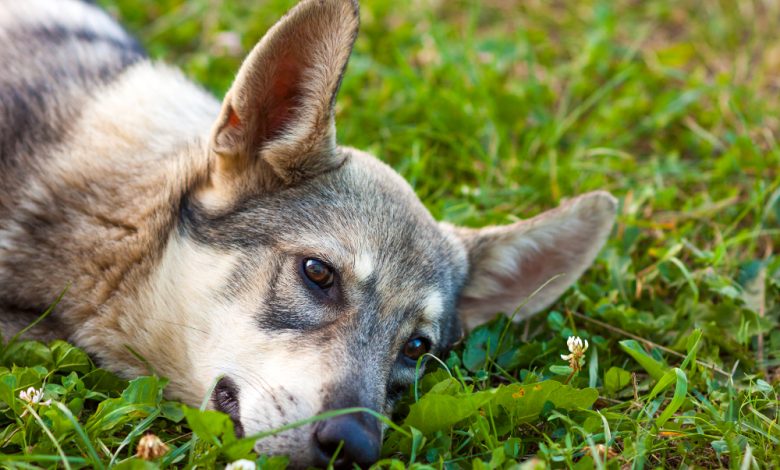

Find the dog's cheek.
[
  {"left": 224, "top": 332, "right": 334, "bottom": 441},
  {"left": 243, "top": 371, "right": 325, "bottom": 458}
]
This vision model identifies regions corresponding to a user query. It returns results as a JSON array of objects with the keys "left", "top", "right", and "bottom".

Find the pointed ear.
[
  {"left": 450, "top": 191, "right": 618, "bottom": 329},
  {"left": 206, "top": 0, "right": 359, "bottom": 201}
]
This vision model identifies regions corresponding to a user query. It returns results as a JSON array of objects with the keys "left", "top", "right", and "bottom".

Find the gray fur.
[
  {"left": 0, "top": 1, "right": 144, "bottom": 168},
  {"left": 0, "top": 0, "right": 617, "bottom": 466}
]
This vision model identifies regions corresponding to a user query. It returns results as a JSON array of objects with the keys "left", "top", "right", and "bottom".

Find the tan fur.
[
  {"left": 450, "top": 191, "right": 618, "bottom": 328},
  {"left": 0, "top": 0, "right": 618, "bottom": 465},
  {"left": 0, "top": 62, "right": 216, "bottom": 339}
]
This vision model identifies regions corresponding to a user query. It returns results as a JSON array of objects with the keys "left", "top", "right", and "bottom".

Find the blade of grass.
[
  {"left": 3, "top": 287, "right": 67, "bottom": 353},
  {"left": 653, "top": 368, "right": 688, "bottom": 427},
  {"left": 54, "top": 402, "right": 105, "bottom": 470},
  {"left": 223, "top": 407, "right": 410, "bottom": 456},
  {"left": 186, "top": 375, "right": 223, "bottom": 466},
  {"left": 22, "top": 404, "right": 71, "bottom": 470}
]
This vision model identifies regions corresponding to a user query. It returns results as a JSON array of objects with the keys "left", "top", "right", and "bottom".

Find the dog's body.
[{"left": 0, "top": 0, "right": 617, "bottom": 466}]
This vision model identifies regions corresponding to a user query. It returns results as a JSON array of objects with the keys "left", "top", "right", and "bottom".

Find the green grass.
[{"left": 2, "top": 0, "right": 779, "bottom": 468}]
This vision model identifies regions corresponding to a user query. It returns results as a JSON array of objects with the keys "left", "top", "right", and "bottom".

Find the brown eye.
[
  {"left": 403, "top": 337, "right": 431, "bottom": 362},
  {"left": 303, "top": 258, "right": 334, "bottom": 288}
]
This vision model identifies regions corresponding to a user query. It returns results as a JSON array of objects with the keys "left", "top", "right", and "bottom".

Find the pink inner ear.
[
  {"left": 259, "top": 54, "right": 303, "bottom": 144},
  {"left": 228, "top": 108, "right": 242, "bottom": 127}
]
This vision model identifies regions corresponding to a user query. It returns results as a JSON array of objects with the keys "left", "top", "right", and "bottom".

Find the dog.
[{"left": 0, "top": 0, "right": 617, "bottom": 466}]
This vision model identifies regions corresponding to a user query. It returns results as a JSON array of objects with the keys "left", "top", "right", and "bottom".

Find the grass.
[{"left": 1, "top": 0, "right": 779, "bottom": 467}]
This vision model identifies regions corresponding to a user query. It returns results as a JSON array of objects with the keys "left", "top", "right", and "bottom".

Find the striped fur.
[{"left": 0, "top": 0, "right": 617, "bottom": 466}]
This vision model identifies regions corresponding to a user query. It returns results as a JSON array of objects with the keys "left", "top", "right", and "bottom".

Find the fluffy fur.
[{"left": 0, "top": 0, "right": 617, "bottom": 466}]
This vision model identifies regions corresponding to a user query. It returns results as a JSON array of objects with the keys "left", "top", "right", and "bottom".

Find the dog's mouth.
[{"left": 213, "top": 376, "right": 245, "bottom": 438}]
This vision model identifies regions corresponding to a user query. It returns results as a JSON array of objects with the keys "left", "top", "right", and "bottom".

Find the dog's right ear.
[
  {"left": 448, "top": 191, "right": 617, "bottom": 329},
  {"left": 201, "top": 0, "right": 359, "bottom": 208}
]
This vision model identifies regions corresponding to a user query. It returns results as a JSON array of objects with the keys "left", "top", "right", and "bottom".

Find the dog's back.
[
  {"left": 0, "top": 0, "right": 217, "bottom": 333},
  {"left": 0, "top": 0, "right": 144, "bottom": 190}
]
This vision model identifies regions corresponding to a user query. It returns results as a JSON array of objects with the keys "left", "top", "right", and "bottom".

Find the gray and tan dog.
[{"left": 0, "top": 0, "right": 617, "bottom": 466}]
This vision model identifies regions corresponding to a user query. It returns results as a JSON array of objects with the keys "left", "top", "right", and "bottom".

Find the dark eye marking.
[{"left": 302, "top": 258, "right": 335, "bottom": 289}]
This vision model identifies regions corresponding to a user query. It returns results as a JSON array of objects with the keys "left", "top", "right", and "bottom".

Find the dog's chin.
[{"left": 252, "top": 432, "right": 319, "bottom": 469}]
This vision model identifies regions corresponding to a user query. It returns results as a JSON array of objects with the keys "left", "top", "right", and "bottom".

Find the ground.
[{"left": 1, "top": 0, "right": 779, "bottom": 468}]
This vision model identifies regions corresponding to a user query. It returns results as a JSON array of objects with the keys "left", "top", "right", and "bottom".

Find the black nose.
[{"left": 314, "top": 414, "right": 381, "bottom": 468}]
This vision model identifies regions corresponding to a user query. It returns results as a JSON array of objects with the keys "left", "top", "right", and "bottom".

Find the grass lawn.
[{"left": 2, "top": 0, "right": 779, "bottom": 468}]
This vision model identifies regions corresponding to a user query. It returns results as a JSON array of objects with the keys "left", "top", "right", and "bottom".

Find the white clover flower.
[
  {"left": 19, "top": 387, "right": 51, "bottom": 417},
  {"left": 561, "top": 336, "right": 589, "bottom": 361},
  {"left": 225, "top": 459, "right": 257, "bottom": 470},
  {"left": 561, "top": 336, "right": 589, "bottom": 372}
]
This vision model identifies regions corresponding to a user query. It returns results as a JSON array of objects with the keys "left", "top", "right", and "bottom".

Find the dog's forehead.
[
  {"left": 185, "top": 148, "right": 469, "bottom": 330},
  {"left": 239, "top": 149, "right": 466, "bottom": 310},
  {"left": 261, "top": 150, "right": 462, "bottom": 275}
]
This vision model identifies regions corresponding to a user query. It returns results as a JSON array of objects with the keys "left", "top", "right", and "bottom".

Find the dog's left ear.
[
  {"left": 205, "top": 0, "right": 359, "bottom": 203},
  {"left": 448, "top": 191, "right": 618, "bottom": 329}
]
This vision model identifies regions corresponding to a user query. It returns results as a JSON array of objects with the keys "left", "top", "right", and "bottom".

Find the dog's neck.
[{"left": 0, "top": 62, "right": 218, "bottom": 348}]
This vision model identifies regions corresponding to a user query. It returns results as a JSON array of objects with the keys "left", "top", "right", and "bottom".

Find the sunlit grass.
[{"left": 1, "top": 0, "right": 778, "bottom": 467}]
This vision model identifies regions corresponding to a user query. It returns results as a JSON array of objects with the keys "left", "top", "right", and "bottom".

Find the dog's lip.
[{"left": 213, "top": 376, "right": 245, "bottom": 438}]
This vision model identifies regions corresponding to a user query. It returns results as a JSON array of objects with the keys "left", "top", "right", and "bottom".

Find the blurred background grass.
[{"left": 100, "top": 0, "right": 779, "bottom": 232}]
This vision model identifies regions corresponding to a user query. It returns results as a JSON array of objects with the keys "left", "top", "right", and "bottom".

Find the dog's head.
[{"left": 155, "top": 0, "right": 616, "bottom": 466}]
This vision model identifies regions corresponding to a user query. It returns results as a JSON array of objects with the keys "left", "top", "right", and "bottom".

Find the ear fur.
[
  {"left": 206, "top": 0, "right": 359, "bottom": 203},
  {"left": 450, "top": 191, "right": 618, "bottom": 329}
]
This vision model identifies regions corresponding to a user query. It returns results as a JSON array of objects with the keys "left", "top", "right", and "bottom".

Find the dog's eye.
[
  {"left": 303, "top": 258, "right": 334, "bottom": 288},
  {"left": 402, "top": 337, "right": 431, "bottom": 362}
]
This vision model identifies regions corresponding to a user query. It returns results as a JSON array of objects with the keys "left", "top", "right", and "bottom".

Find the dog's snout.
[{"left": 313, "top": 414, "right": 381, "bottom": 468}]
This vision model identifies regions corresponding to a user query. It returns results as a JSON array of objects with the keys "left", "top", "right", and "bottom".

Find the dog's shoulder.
[{"left": 0, "top": 0, "right": 146, "bottom": 170}]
